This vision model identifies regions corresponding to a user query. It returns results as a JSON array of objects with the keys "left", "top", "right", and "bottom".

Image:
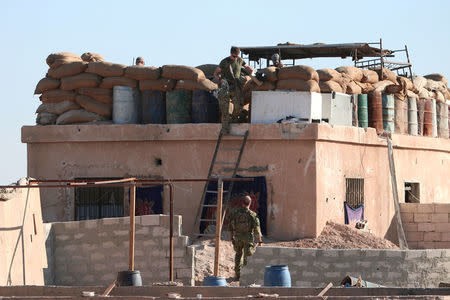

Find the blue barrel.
[
  {"left": 192, "top": 90, "right": 220, "bottom": 123},
  {"left": 357, "top": 94, "right": 368, "bottom": 128},
  {"left": 166, "top": 89, "right": 192, "bottom": 124},
  {"left": 264, "top": 265, "right": 291, "bottom": 287},
  {"left": 202, "top": 276, "right": 227, "bottom": 286},
  {"left": 141, "top": 90, "right": 166, "bottom": 124},
  {"left": 116, "top": 270, "right": 142, "bottom": 286},
  {"left": 113, "top": 86, "right": 140, "bottom": 124},
  {"left": 382, "top": 94, "right": 395, "bottom": 133}
]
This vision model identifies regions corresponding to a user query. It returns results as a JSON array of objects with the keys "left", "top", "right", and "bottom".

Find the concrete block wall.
[
  {"left": 45, "top": 215, "right": 195, "bottom": 286},
  {"left": 240, "top": 247, "right": 450, "bottom": 288},
  {"left": 400, "top": 203, "right": 450, "bottom": 249}
]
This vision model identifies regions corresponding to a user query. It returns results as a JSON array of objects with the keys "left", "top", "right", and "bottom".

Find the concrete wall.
[
  {"left": 240, "top": 246, "right": 450, "bottom": 288},
  {"left": 44, "top": 214, "right": 195, "bottom": 286},
  {"left": 22, "top": 123, "right": 450, "bottom": 240},
  {"left": 0, "top": 179, "right": 47, "bottom": 285},
  {"left": 401, "top": 203, "right": 450, "bottom": 249}
]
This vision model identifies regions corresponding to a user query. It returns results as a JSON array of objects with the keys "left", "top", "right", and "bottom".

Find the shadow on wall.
[{"left": 384, "top": 216, "right": 400, "bottom": 247}]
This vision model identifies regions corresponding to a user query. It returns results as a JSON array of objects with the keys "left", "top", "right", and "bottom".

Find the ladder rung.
[
  {"left": 206, "top": 190, "right": 229, "bottom": 194},
  {"left": 200, "top": 219, "right": 216, "bottom": 222},
  {"left": 219, "top": 147, "right": 241, "bottom": 151},
  {"left": 215, "top": 161, "right": 235, "bottom": 165},
  {"left": 203, "top": 204, "right": 217, "bottom": 207}
]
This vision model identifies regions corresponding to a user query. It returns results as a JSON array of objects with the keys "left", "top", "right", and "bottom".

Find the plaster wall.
[{"left": 0, "top": 179, "right": 47, "bottom": 285}]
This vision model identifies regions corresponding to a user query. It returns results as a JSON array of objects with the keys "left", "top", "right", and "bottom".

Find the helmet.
[{"left": 271, "top": 53, "right": 280, "bottom": 62}]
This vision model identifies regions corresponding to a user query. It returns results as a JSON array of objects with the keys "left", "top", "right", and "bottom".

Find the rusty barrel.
[
  {"left": 417, "top": 98, "right": 426, "bottom": 136},
  {"left": 437, "top": 101, "right": 449, "bottom": 138},
  {"left": 394, "top": 97, "right": 408, "bottom": 134},
  {"left": 368, "top": 91, "right": 383, "bottom": 133},
  {"left": 407, "top": 97, "right": 418, "bottom": 136},
  {"left": 431, "top": 99, "right": 438, "bottom": 137},
  {"left": 423, "top": 99, "right": 433, "bottom": 137},
  {"left": 382, "top": 94, "right": 395, "bottom": 133}
]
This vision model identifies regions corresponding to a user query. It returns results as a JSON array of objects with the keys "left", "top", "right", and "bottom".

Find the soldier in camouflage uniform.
[
  {"left": 214, "top": 46, "right": 253, "bottom": 133},
  {"left": 227, "top": 195, "right": 262, "bottom": 280}
]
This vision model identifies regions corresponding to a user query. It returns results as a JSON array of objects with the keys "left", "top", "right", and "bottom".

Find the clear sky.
[{"left": 0, "top": 0, "right": 449, "bottom": 184}]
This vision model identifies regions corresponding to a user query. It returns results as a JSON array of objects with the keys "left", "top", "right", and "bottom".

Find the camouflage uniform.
[
  {"left": 227, "top": 206, "right": 262, "bottom": 280},
  {"left": 218, "top": 56, "right": 247, "bottom": 131}
]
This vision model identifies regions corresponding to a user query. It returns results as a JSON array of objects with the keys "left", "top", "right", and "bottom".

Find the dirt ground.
[{"left": 192, "top": 221, "right": 399, "bottom": 285}]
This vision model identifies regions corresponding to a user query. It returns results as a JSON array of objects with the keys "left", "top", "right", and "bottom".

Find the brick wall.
[
  {"left": 43, "top": 215, "right": 195, "bottom": 286},
  {"left": 400, "top": 203, "right": 450, "bottom": 249},
  {"left": 240, "top": 247, "right": 450, "bottom": 288}
]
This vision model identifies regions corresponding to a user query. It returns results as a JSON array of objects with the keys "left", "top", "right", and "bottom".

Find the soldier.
[
  {"left": 227, "top": 195, "right": 262, "bottom": 281},
  {"left": 271, "top": 53, "right": 284, "bottom": 68},
  {"left": 214, "top": 46, "right": 253, "bottom": 133},
  {"left": 135, "top": 57, "right": 145, "bottom": 66}
]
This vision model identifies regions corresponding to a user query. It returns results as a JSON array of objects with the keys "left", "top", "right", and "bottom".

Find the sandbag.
[
  {"left": 418, "top": 88, "right": 430, "bottom": 99},
  {"left": 175, "top": 79, "right": 218, "bottom": 91},
  {"left": 46, "top": 52, "right": 82, "bottom": 68},
  {"left": 36, "top": 112, "right": 58, "bottom": 125},
  {"left": 397, "top": 76, "right": 414, "bottom": 91},
  {"left": 75, "top": 95, "right": 112, "bottom": 118},
  {"left": 374, "top": 68, "right": 397, "bottom": 82},
  {"left": 413, "top": 76, "right": 427, "bottom": 91},
  {"left": 86, "top": 61, "right": 126, "bottom": 77},
  {"left": 100, "top": 77, "right": 137, "bottom": 89},
  {"left": 355, "top": 82, "right": 374, "bottom": 94},
  {"left": 56, "top": 109, "right": 105, "bottom": 125},
  {"left": 162, "top": 65, "right": 205, "bottom": 82},
  {"left": 77, "top": 87, "right": 113, "bottom": 104},
  {"left": 424, "top": 73, "right": 448, "bottom": 85},
  {"left": 426, "top": 79, "right": 446, "bottom": 92},
  {"left": 60, "top": 73, "right": 101, "bottom": 90},
  {"left": 47, "top": 61, "right": 88, "bottom": 79},
  {"left": 247, "top": 81, "right": 276, "bottom": 91},
  {"left": 317, "top": 68, "right": 342, "bottom": 82},
  {"left": 139, "top": 78, "right": 176, "bottom": 91},
  {"left": 124, "top": 66, "right": 161, "bottom": 80},
  {"left": 34, "top": 77, "right": 60, "bottom": 94},
  {"left": 373, "top": 80, "right": 398, "bottom": 93},
  {"left": 195, "top": 64, "right": 218, "bottom": 79},
  {"left": 263, "top": 66, "right": 278, "bottom": 82},
  {"left": 319, "top": 81, "right": 343, "bottom": 93},
  {"left": 278, "top": 65, "right": 319, "bottom": 82},
  {"left": 406, "top": 90, "right": 418, "bottom": 99},
  {"left": 36, "top": 100, "right": 81, "bottom": 115},
  {"left": 81, "top": 52, "right": 105, "bottom": 62},
  {"left": 41, "top": 89, "right": 76, "bottom": 103},
  {"left": 433, "top": 91, "right": 445, "bottom": 103},
  {"left": 335, "top": 66, "right": 363, "bottom": 82},
  {"left": 276, "top": 79, "right": 320, "bottom": 92},
  {"left": 346, "top": 81, "right": 362, "bottom": 94},
  {"left": 361, "top": 69, "right": 379, "bottom": 84}
]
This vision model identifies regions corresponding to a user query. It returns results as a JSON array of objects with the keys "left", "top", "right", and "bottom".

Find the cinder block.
[
  {"left": 312, "top": 261, "right": 330, "bottom": 269},
  {"left": 176, "top": 268, "right": 193, "bottom": 279},
  {"left": 94, "top": 264, "right": 107, "bottom": 271},
  {"left": 405, "top": 250, "right": 425, "bottom": 259},
  {"left": 302, "top": 271, "right": 319, "bottom": 277},
  {"left": 279, "top": 248, "right": 297, "bottom": 257},
  {"left": 113, "top": 230, "right": 129, "bottom": 236},
  {"left": 434, "top": 204, "right": 450, "bottom": 213},
  {"left": 294, "top": 281, "right": 312, "bottom": 287},
  {"left": 292, "top": 260, "right": 308, "bottom": 267},
  {"left": 405, "top": 231, "right": 424, "bottom": 242},
  {"left": 387, "top": 272, "right": 402, "bottom": 279},
  {"left": 121, "top": 217, "right": 130, "bottom": 225},
  {"left": 342, "top": 250, "right": 364, "bottom": 257},
  {"left": 64, "top": 221, "right": 80, "bottom": 229},
  {"left": 400, "top": 203, "right": 419, "bottom": 213},
  {"left": 407, "top": 242, "right": 419, "bottom": 249},
  {"left": 333, "top": 262, "right": 351, "bottom": 269},
  {"left": 431, "top": 213, "right": 449, "bottom": 223},
  {"left": 321, "top": 250, "right": 339, "bottom": 257},
  {"left": 434, "top": 242, "right": 450, "bottom": 249},
  {"left": 102, "top": 241, "right": 115, "bottom": 248},
  {"left": 300, "top": 249, "right": 317, "bottom": 257},
  {"left": 101, "top": 273, "right": 116, "bottom": 282},
  {"left": 85, "top": 220, "right": 99, "bottom": 229},
  {"left": 403, "top": 223, "right": 418, "bottom": 232},
  {"left": 401, "top": 213, "right": 414, "bottom": 223},
  {"left": 91, "top": 252, "right": 105, "bottom": 261},
  {"left": 103, "top": 218, "right": 120, "bottom": 225},
  {"left": 324, "top": 272, "right": 341, "bottom": 278},
  {"left": 55, "top": 235, "right": 70, "bottom": 241},
  {"left": 141, "top": 215, "right": 160, "bottom": 226},
  {"left": 442, "top": 233, "right": 450, "bottom": 241},
  {"left": 434, "top": 223, "right": 450, "bottom": 233},
  {"left": 74, "top": 233, "right": 84, "bottom": 239},
  {"left": 417, "top": 204, "right": 434, "bottom": 213},
  {"left": 414, "top": 213, "right": 432, "bottom": 223},
  {"left": 166, "top": 249, "right": 186, "bottom": 258},
  {"left": 424, "top": 232, "right": 441, "bottom": 242},
  {"left": 426, "top": 249, "right": 445, "bottom": 258},
  {"left": 152, "top": 227, "right": 169, "bottom": 237},
  {"left": 356, "top": 261, "right": 372, "bottom": 268},
  {"left": 365, "top": 250, "right": 382, "bottom": 257},
  {"left": 417, "top": 223, "right": 435, "bottom": 232},
  {"left": 135, "top": 227, "right": 150, "bottom": 235}
]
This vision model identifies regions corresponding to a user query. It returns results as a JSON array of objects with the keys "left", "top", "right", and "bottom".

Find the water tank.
[
  {"left": 192, "top": 90, "right": 220, "bottom": 123},
  {"left": 141, "top": 90, "right": 166, "bottom": 124},
  {"left": 113, "top": 86, "right": 139, "bottom": 124},
  {"left": 166, "top": 89, "right": 192, "bottom": 124}
]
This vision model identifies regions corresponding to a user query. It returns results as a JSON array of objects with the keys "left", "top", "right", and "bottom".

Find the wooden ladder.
[{"left": 193, "top": 130, "right": 249, "bottom": 236}]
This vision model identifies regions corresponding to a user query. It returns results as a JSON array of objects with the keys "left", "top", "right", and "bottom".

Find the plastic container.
[
  {"left": 141, "top": 90, "right": 166, "bottom": 124},
  {"left": 192, "top": 90, "right": 220, "bottom": 123},
  {"left": 113, "top": 86, "right": 140, "bottom": 124},
  {"left": 166, "top": 89, "right": 192, "bottom": 124},
  {"left": 357, "top": 94, "right": 368, "bottom": 128},
  {"left": 382, "top": 94, "right": 395, "bottom": 133},
  {"left": 116, "top": 270, "right": 142, "bottom": 286},
  {"left": 407, "top": 97, "right": 418, "bottom": 136},
  {"left": 263, "top": 265, "right": 291, "bottom": 287},
  {"left": 202, "top": 276, "right": 227, "bottom": 286}
]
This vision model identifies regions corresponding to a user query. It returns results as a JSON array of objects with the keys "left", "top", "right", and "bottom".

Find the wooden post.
[
  {"left": 128, "top": 181, "right": 136, "bottom": 271},
  {"left": 169, "top": 183, "right": 174, "bottom": 282},
  {"left": 213, "top": 178, "right": 223, "bottom": 277}
]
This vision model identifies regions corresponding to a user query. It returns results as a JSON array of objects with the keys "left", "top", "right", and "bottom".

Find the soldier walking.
[{"left": 227, "top": 195, "right": 262, "bottom": 280}]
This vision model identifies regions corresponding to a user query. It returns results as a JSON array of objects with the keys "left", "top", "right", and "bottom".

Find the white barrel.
[
  {"left": 113, "top": 86, "right": 140, "bottom": 124},
  {"left": 431, "top": 99, "right": 438, "bottom": 137},
  {"left": 437, "top": 102, "right": 449, "bottom": 138},
  {"left": 407, "top": 97, "right": 418, "bottom": 136}
]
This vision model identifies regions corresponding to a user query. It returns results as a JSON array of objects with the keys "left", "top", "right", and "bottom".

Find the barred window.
[{"left": 345, "top": 178, "right": 364, "bottom": 208}]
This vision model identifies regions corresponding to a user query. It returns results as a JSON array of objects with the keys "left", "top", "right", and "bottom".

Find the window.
[
  {"left": 405, "top": 182, "right": 420, "bottom": 203},
  {"left": 74, "top": 178, "right": 124, "bottom": 220},
  {"left": 345, "top": 178, "right": 364, "bottom": 208}
]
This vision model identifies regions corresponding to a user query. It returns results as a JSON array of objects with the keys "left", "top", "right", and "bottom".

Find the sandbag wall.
[{"left": 35, "top": 52, "right": 217, "bottom": 125}]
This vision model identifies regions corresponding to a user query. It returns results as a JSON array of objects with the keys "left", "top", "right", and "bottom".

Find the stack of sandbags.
[
  {"left": 423, "top": 73, "right": 449, "bottom": 102},
  {"left": 334, "top": 66, "right": 379, "bottom": 94},
  {"left": 317, "top": 68, "right": 344, "bottom": 93},
  {"left": 276, "top": 65, "right": 320, "bottom": 92}
]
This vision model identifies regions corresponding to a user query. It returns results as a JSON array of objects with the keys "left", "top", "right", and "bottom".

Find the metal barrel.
[
  {"left": 141, "top": 90, "right": 166, "bottom": 124},
  {"left": 113, "top": 86, "right": 140, "bottom": 124},
  {"left": 423, "top": 99, "right": 433, "bottom": 137},
  {"left": 394, "top": 97, "right": 408, "bottom": 134},
  {"left": 357, "top": 94, "right": 368, "bottom": 128},
  {"left": 407, "top": 97, "right": 418, "bottom": 136},
  {"left": 382, "top": 94, "right": 395, "bottom": 133},
  {"left": 166, "top": 89, "right": 192, "bottom": 124},
  {"left": 417, "top": 98, "right": 425, "bottom": 136},
  {"left": 368, "top": 91, "right": 383, "bottom": 133},
  {"left": 437, "top": 101, "right": 449, "bottom": 138},
  {"left": 431, "top": 99, "right": 438, "bottom": 137},
  {"left": 192, "top": 90, "right": 220, "bottom": 123}
]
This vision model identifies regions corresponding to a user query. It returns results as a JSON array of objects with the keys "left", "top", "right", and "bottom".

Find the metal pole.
[
  {"left": 213, "top": 177, "right": 223, "bottom": 277},
  {"left": 169, "top": 183, "right": 174, "bottom": 281},
  {"left": 128, "top": 181, "right": 136, "bottom": 270}
]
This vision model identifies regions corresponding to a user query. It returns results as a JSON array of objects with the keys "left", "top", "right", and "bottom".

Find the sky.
[{"left": 0, "top": 0, "right": 449, "bottom": 184}]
